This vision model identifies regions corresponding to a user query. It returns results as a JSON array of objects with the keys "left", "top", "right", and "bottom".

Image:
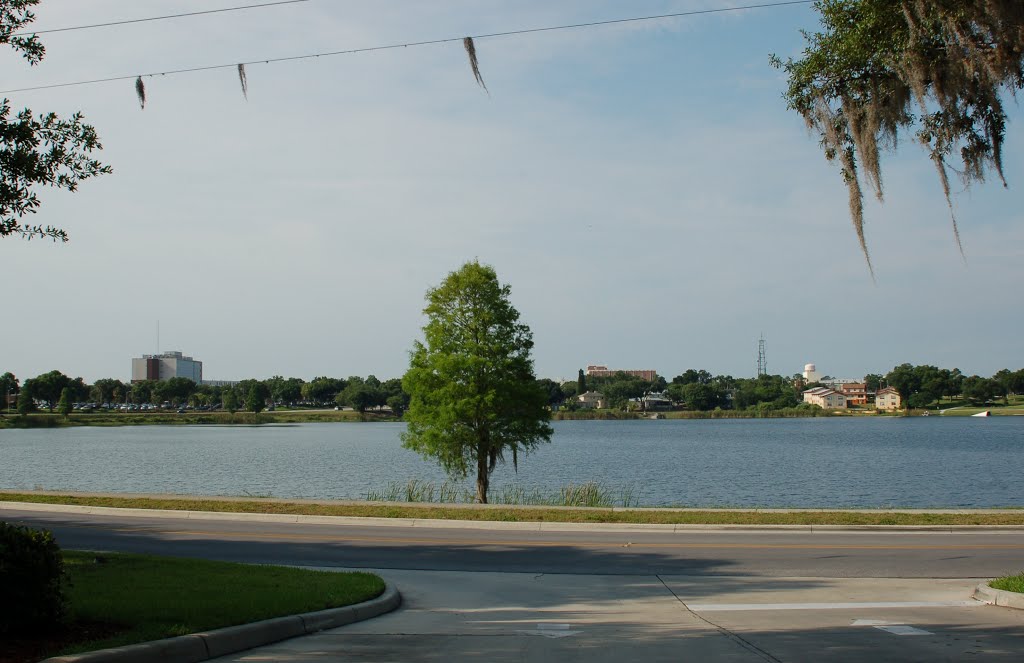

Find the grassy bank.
[
  {"left": 3, "top": 551, "right": 383, "bottom": 662},
  {"left": 991, "top": 573, "right": 1024, "bottom": 594},
  {"left": 551, "top": 407, "right": 850, "bottom": 420},
  {"left": 661, "top": 407, "right": 850, "bottom": 419},
  {"left": 2, "top": 491, "right": 1022, "bottom": 526},
  {"left": 0, "top": 409, "right": 397, "bottom": 428},
  {"left": 938, "top": 405, "right": 1024, "bottom": 416},
  {"left": 8, "top": 405, "right": 1018, "bottom": 428}
]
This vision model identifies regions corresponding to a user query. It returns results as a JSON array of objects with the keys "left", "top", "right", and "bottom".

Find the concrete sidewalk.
[{"left": 208, "top": 570, "right": 1024, "bottom": 662}]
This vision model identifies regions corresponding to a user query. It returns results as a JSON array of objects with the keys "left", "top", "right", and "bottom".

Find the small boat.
[{"left": 971, "top": 410, "right": 991, "bottom": 417}]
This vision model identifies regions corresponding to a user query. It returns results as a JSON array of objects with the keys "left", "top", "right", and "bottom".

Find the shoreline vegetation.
[
  {"left": 5, "top": 366, "right": 1022, "bottom": 430},
  {"left": 3, "top": 400, "right": 1021, "bottom": 428},
  {"left": 2, "top": 491, "right": 1022, "bottom": 526}
]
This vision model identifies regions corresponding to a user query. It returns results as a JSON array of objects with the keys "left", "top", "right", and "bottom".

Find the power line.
[
  {"left": 14, "top": 0, "right": 316, "bottom": 36},
  {"left": 0, "top": 0, "right": 813, "bottom": 95}
]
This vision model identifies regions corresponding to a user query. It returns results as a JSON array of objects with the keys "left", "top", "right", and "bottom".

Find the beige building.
[
  {"left": 585, "top": 365, "right": 657, "bottom": 382},
  {"left": 131, "top": 351, "right": 203, "bottom": 383},
  {"left": 875, "top": 386, "right": 902, "bottom": 410},
  {"left": 802, "top": 386, "right": 847, "bottom": 409},
  {"left": 577, "top": 391, "right": 607, "bottom": 409}
]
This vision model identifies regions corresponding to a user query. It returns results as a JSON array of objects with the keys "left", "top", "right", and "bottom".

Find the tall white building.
[
  {"left": 131, "top": 351, "right": 203, "bottom": 383},
  {"left": 802, "top": 363, "right": 821, "bottom": 383}
]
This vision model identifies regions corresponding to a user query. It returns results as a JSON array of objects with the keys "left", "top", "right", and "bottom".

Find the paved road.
[
  {"left": 4, "top": 505, "right": 1024, "bottom": 661},
  {"left": 3, "top": 506, "right": 1024, "bottom": 578}
]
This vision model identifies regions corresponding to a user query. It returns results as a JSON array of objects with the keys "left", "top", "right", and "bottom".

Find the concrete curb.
[
  {"left": 4, "top": 500, "right": 1024, "bottom": 532},
  {"left": 41, "top": 582, "right": 401, "bottom": 663},
  {"left": 974, "top": 582, "right": 1024, "bottom": 610}
]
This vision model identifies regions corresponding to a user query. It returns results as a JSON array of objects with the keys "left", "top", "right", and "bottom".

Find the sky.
[{"left": 2, "top": 0, "right": 1022, "bottom": 385}]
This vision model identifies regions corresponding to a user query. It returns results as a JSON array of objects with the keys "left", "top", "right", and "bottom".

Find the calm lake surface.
[{"left": 1, "top": 418, "right": 1021, "bottom": 508}]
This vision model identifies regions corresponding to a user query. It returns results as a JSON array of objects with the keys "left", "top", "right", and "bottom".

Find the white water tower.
[{"left": 803, "top": 363, "right": 821, "bottom": 383}]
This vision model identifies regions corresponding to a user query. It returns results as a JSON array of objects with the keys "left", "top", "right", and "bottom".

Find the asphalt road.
[
  {"left": 5, "top": 505, "right": 1024, "bottom": 661},
  {"left": 3, "top": 506, "right": 1023, "bottom": 578}
]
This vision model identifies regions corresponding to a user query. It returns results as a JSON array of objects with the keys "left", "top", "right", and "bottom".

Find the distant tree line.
[
  {"left": 0, "top": 371, "right": 410, "bottom": 416},
  {"left": 878, "top": 364, "right": 1024, "bottom": 409},
  {"left": 533, "top": 369, "right": 804, "bottom": 412},
  {"left": 3, "top": 364, "right": 1021, "bottom": 417},
  {"left": 538, "top": 364, "right": 1024, "bottom": 412}
]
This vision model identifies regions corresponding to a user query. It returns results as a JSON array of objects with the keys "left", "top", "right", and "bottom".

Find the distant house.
[
  {"left": 628, "top": 391, "right": 674, "bottom": 411},
  {"left": 577, "top": 391, "right": 607, "bottom": 409},
  {"left": 802, "top": 386, "right": 847, "bottom": 409},
  {"left": 839, "top": 383, "right": 870, "bottom": 406},
  {"left": 876, "top": 386, "right": 902, "bottom": 410}
]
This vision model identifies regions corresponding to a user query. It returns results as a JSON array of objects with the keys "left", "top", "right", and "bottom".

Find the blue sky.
[{"left": 2, "top": 0, "right": 1021, "bottom": 384}]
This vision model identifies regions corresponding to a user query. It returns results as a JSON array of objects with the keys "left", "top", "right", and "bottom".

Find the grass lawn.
[
  {"left": 936, "top": 394, "right": 1024, "bottom": 416},
  {"left": 2, "top": 491, "right": 1023, "bottom": 526},
  {"left": 0, "top": 409, "right": 397, "bottom": 428},
  {"left": 939, "top": 406, "right": 1024, "bottom": 416},
  {"left": 2, "top": 551, "right": 383, "bottom": 662},
  {"left": 991, "top": 572, "right": 1024, "bottom": 594}
]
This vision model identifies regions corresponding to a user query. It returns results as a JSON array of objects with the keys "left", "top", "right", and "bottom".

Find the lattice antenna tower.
[{"left": 757, "top": 335, "right": 767, "bottom": 377}]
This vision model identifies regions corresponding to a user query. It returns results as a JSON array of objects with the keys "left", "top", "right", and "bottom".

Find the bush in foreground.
[{"left": 0, "top": 522, "right": 66, "bottom": 633}]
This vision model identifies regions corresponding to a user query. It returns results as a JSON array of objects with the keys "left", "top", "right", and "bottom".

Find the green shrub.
[{"left": 0, "top": 522, "right": 67, "bottom": 633}]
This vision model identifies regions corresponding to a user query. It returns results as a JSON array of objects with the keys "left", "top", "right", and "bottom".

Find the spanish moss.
[
  {"left": 237, "top": 63, "right": 248, "bottom": 100},
  {"left": 775, "top": 0, "right": 1023, "bottom": 270},
  {"left": 463, "top": 37, "right": 488, "bottom": 93},
  {"left": 134, "top": 76, "right": 146, "bottom": 110}
]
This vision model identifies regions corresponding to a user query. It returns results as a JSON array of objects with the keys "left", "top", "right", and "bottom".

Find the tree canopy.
[
  {"left": 774, "top": 1, "right": 1023, "bottom": 273},
  {"left": 1, "top": 0, "right": 111, "bottom": 242},
  {"left": 402, "top": 261, "right": 552, "bottom": 504}
]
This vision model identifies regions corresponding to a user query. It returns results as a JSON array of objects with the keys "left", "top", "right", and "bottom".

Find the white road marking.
[
  {"left": 851, "top": 619, "right": 901, "bottom": 626},
  {"left": 517, "top": 623, "right": 580, "bottom": 639},
  {"left": 874, "top": 625, "right": 933, "bottom": 636},
  {"left": 687, "top": 600, "right": 979, "bottom": 612}
]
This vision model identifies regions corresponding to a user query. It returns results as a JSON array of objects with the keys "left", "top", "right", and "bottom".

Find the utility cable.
[
  {"left": 13, "top": 0, "right": 316, "bottom": 36},
  {"left": 0, "top": 0, "right": 813, "bottom": 95}
]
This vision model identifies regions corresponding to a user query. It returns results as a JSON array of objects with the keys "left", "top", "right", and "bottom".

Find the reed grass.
[{"left": 366, "top": 480, "right": 640, "bottom": 508}]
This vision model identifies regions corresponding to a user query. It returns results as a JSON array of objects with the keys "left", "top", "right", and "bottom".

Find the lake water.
[{"left": 1, "top": 418, "right": 1021, "bottom": 508}]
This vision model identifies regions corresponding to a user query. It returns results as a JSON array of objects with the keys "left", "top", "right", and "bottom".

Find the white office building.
[{"left": 131, "top": 351, "right": 203, "bottom": 383}]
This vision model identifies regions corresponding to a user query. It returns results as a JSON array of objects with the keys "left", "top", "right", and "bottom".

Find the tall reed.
[{"left": 366, "top": 480, "right": 640, "bottom": 508}]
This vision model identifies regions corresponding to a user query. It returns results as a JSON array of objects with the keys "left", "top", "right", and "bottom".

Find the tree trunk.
[{"left": 476, "top": 444, "right": 489, "bottom": 504}]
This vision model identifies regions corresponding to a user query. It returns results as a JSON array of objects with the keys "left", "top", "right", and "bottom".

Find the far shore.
[{"left": 6, "top": 404, "right": 1015, "bottom": 428}]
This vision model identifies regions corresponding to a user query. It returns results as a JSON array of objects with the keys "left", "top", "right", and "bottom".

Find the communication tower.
[{"left": 757, "top": 335, "right": 767, "bottom": 377}]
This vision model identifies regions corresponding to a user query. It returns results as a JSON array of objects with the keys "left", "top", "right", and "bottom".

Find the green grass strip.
[
  {"left": 3, "top": 492, "right": 1023, "bottom": 526},
  {"left": 57, "top": 551, "right": 383, "bottom": 656},
  {"left": 990, "top": 572, "right": 1024, "bottom": 594},
  {"left": 0, "top": 409, "right": 396, "bottom": 428}
]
